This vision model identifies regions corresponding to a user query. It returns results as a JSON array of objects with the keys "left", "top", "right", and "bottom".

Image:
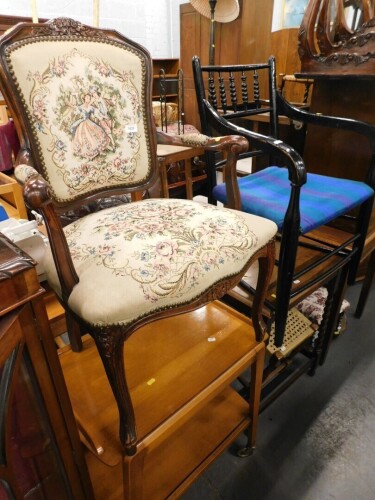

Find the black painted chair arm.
[
  {"left": 276, "top": 92, "right": 375, "bottom": 188},
  {"left": 202, "top": 99, "right": 307, "bottom": 188},
  {"left": 277, "top": 92, "right": 375, "bottom": 147}
]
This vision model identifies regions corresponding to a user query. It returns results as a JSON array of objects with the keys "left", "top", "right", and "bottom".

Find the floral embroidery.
[
  {"left": 296, "top": 287, "right": 350, "bottom": 326},
  {"left": 65, "top": 200, "right": 258, "bottom": 302},
  {"left": 24, "top": 47, "right": 146, "bottom": 197}
]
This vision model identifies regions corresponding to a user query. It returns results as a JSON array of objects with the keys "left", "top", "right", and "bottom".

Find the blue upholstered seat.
[{"left": 213, "top": 166, "right": 374, "bottom": 234}]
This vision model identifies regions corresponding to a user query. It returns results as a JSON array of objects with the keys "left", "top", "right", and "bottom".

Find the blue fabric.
[
  {"left": 213, "top": 166, "right": 374, "bottom": 234},
  {"left": 0, "top": 204, "right": 8, "bottom": 222}
]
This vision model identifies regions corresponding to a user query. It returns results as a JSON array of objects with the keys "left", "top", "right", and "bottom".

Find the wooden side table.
[
  {"left": 0, "top": 98, "right": 8, "bottom": 124},
  {"left": 0, "top": 172, "right": 27, "bottom": 219},
  {"left": 0, "top": 234, "right": 93, "bottom": 499},
  {"left": 157, "top": 144, "right": 205, "bottom": 199}
]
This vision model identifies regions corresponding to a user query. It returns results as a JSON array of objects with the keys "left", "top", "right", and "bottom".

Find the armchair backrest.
[
  {"left": 193, "top": 56, "right": 279, "bottom": 140},
  {"left": 0, "top": 18, "right": 159, "bottom": 209}
]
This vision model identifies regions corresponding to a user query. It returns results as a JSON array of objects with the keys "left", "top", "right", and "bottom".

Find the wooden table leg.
[
  {"left": 184, "top": 159, "right": 193, "bottom": 200},
  {"left": 158, "top": 158, "right": 170, "bottom": 198}
]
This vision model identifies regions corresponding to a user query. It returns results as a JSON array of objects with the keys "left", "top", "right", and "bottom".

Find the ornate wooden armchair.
[
  {"left": 0, "top": 18, "right": 278, "bottom": 497},
  {"left": 193, "top": 55, "right": 375, "bottom": 351}
]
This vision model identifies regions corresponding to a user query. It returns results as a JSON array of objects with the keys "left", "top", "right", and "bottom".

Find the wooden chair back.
[{"left": 195, "top": 57, "right": 279, "bottom": 140}]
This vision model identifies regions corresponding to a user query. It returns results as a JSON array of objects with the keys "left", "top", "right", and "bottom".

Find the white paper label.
[{"left": 125, "top": 124, "right": 138, "bottom": 134}]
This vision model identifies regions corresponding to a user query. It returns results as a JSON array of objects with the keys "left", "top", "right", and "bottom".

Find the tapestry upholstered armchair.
[{"left": 0, "top": 18, "right": 278, "bottom": 497}]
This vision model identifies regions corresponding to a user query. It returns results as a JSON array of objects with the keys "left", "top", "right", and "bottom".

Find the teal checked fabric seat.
[{"left": 214, "top": 166, "right": 374, "bottom": 234}]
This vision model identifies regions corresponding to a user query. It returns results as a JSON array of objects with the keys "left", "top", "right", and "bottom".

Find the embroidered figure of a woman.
[
  {"left": 89, "top": 86, "right": 116, "bottom": 150},
  {"left": 70, "top": 93, "right": 110, "bottom": 159}
]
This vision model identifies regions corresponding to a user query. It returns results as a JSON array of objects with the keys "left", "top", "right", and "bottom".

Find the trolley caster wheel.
[{"left": 237, "top": 446, "right": 255, "bottom": 458}]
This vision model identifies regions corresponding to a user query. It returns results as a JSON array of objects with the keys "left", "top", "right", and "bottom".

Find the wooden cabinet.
[
  {"left": 179, "top": 1, "right": 303, "bottom": 129},
  {"left": 180, "top": 2, "right": 238, "bottom": 129},
  {"left": 0, "top": 235, "right": 93, "bottom": 499},
  {"left": 152, "top": 58, "right": 180, "bottom": 103}
]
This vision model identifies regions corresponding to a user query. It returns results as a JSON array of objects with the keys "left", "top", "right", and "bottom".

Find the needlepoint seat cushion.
[
  {"left": 213, "top": 166, "right": 374, "bottom": 234},
  {"left": 42, "top": 197, "right": 277, "bottom": 327}
]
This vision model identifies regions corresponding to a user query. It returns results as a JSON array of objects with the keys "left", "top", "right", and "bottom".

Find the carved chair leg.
[
  {"left": 252, "top": 240, "right": 276, "bottom": 341},
  {"left": 92, "top": 328, "right": 137, "bottom": 455}
]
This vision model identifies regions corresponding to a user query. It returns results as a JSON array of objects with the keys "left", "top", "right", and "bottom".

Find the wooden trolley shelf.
[{"left": 58, "top": 300, "right": 265, "bottom": 499}]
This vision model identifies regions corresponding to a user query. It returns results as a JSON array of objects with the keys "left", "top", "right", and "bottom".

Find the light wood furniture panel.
[
  {"left": 0, "top": 235, "right": 93, "bottom": 499},
  {"left": 0, "top": 99, "right": 7, "bottom": 124},
  {"left": 180, "top": 2, "right": 244, "bottom": 129},
  {"left": 0, "top": 172, "right": 27, "bottom": 219}
]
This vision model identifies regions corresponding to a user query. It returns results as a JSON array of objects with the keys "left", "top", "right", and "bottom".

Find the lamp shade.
[{"left": 190, "top": 0, "right": 240, "bottom": 23}]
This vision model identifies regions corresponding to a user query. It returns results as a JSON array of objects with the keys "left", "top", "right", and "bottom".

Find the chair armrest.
[
  {"left": 201, "top": 99, "right": 307, "bottom": 188},
  {"left": 14, "top": 165, "right": 79, "bottom": 301},
  {"left": 277, "top": 91, "right": 375, "bottom": 140},
  {"left": 157, "top": 129, "right": 249, "bottom": 210},
  {"left": 276, "top": 92, "right": 375, "bottom": 188},
  {"left": 157, "top": 129, "right": 248, "bottom": 154}
]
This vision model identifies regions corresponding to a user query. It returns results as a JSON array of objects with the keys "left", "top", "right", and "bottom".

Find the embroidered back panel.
[{"left": 6, "top": 33, "right": 155, "bottom": 203}]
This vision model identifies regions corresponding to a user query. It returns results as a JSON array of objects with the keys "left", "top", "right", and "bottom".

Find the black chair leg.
[
  {"left": 274, "top": 223, "right": 299, "bottom": 347},
  {"left": 348, "top": 198, "right": 373, "bottom": 285},
  {"left": 205, "top": 151, "right": 217, "bottom": 206},
  {"left": 355, "top": 248, "right": 375, "bottom": 318},
  {"left": 318, "top": 263, "right": 349, "bottom": 367}
]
